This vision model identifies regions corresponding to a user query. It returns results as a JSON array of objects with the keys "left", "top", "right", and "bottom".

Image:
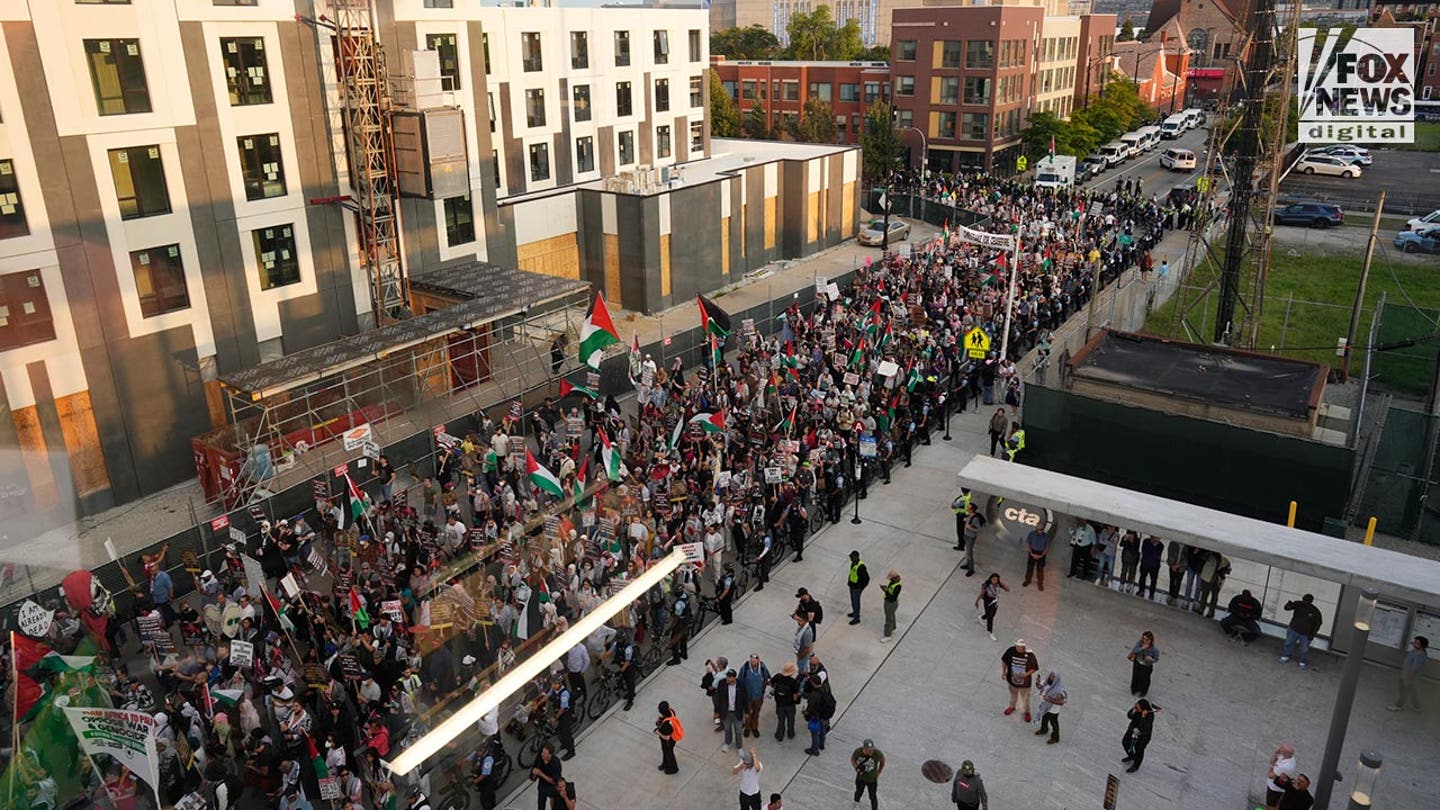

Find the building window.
[
  {"left": 654, "top": 30, "right": 670, "bottom": 65},
  {"left": 526, "top": 88, "right": 546, "bottom": 128},
  {"left": 0, "top": 160, "right": 28, "bottom": 239},
  {"left": 573, "top": 85, "right": 591, "bottom": 122},
  {"left": 576, "top": 136, "right": 595, "bottom": 173},
  {"left": 808, "top": 82, "right": 831, "bottom": 102},
  {"left": 656, "top": 78, "right": 670, "bottom": 112},
  {"left": 966, "top": 40, "right": 995, "bottom": 70},
  {"left": 492, "top": 150, "right": 501, "bottom": 186},
  {"left": 237, "top": 133, "right": 287, "bottom": 201},
  {"left": 615, "top": 31, "right": 631, "bottom": 67},
  {"left": 427, "top": 33, "right": 461, "bottom": 91},
  {"left": 76, "top": 0, "right": 131, "bottom": 4},
  {"left": 220, "top": 37, "right": 272, "bottom": 106},
  {"left": 108, "top": 146, "right": 170, "bottom": 221},
  {"left": 213, "top": 0, "right": 260, "bottom": 5},
  {"left": 961, "top": 112, "right": 989, "bottom": 140},
  {"left": 839, "top": 83, "right": 860, "bottom": 102},
  {"left": 691, "top": 75, "right": 703, "bottom": 107},
  {"left": 618, "top": 131, "right": 635, "bottom": 165},
  {"left": 521, "top": 32, "right": 542, "bottom": 72},
  {"left": 942, "top": 41, "right": 963, "bottom": 69},
  {"left": 689, "top": 29, "right": 702, "bottom": 62},
  {"left": 571, "top": 31, "right": 589, "bottom": 70},
  {"left": 252, "top": 225, "right": 300, "bottom": 290},
  {"left": 482, "top": 33, "right": 491, "bottom": 73},
  {"left": 84, "top": 39, "right": 151, "bottom": 116},
  {"left": 488, "top": 93, "right": 497, "bottom": 131},
  {"left": 939, "top": 77, "right": 959, "bottom": 104},
  {"left": 938, "top": 112, "right": 956, "bottom": 138},
  {"left": 529, "top": 143, "right": 550, "bottom": 181},
  {"left": 896, "top": 109, "right": 913, "bottom": 129},
  {"left": 0, "top": 271, "right": 56, "bottom": 351},
  {"left": 863, "top": 82, "right": 880, "bottom": 104},
  {"left": 741, "top": 80, "right": 757, "bottom": 100},
  {"left": 781, "top": 80, "right": 800, "bottom": 101},
  {"left": 690, "top": 121, "right": 703, "bottom": 152},
  {"left": 897, "top": 41, "right": 917, "bottom": 61},
  {"left": 422, "top": 0, "right": 453, "bottom": 6},
  {"left": 896, "top": 76, "right": 915, "bottom": 96},
  {"left": 130, "top": 244, "right": 190, "bottom": 318},
  {"left": 617, "top": 81, "right": 633, "bottom": 117},
  {"left": 443, "top": 195, "right": 475, "bottom": 246},
  {"left": 964, "top": 77, "right": 992, "bottom": 105},
  {"left": 656, "top": 125, "right": 672, "bottom": 158},
  {"left": 723, "top": 80, "right": 738, "bottom": 99}
]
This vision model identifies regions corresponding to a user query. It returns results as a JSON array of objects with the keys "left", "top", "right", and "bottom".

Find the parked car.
[
  {"left": 1169, "top": 185, "right": 1199, "bottom": 208},
  {"left": 1273, "top": 202, "right": 1345, "bottom": 228},
  {"left": 1406, "top": 209, "right": 1440, "bottom": 232},
  {"left": 1310, "top": 145, "right": 1373, "bottom": 166},
  {"left": 1160, "top": 148, "right": 1197, "bottom": 171},
  {"left": 1294, "top": 154, "right": 1362, "bottom": 178},
  {"left": 1082, "top": 155, "right": 1109, "bottom": 177},
  {"left": 858, "top": 219, "right": 911, "bottom": 246},
  {"left": 1073, "top": 160, "right": 1097, "bottom": 184},
  {"left": 1394, "top": 228, "right": 1440, "bottom": 254}
]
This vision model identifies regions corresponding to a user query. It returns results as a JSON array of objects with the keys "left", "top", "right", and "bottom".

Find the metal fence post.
[{"left": 1279, "top": 292, "right": 1295, "bottom": 351}]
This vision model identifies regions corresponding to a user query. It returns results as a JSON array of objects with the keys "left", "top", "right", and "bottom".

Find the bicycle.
[
  {"left": 516, "top": 713, "right": 558, "bottom": 770},
  {"left": 585, "top": 666, "right": 626, "bottom": 721}
]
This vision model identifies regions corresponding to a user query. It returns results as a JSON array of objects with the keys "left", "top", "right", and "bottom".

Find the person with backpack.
[
  {"left": 654, "top": 700, "right": 682, "bottom": 775},
  {"left": 803, "top": 672, "right": 836, "bottom": 755}
]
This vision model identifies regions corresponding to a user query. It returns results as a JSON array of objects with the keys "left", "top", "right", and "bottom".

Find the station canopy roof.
[{"left": 219, "top": 263, "right": 588, "bottom": 400}]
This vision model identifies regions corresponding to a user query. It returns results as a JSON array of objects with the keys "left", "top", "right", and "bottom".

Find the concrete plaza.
[{"left": 499, "top": 407, "right": 1438, "bottom": 810}]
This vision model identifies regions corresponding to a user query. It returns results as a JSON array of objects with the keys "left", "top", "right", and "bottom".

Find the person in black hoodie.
[
  {"left": 1121, "top": 699, "right": 1158, "bottom": 773},
  {"left": 769, "top": 662, "right": 802, "bottom": 742}
]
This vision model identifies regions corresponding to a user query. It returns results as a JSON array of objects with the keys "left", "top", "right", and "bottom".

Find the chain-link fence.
[{"left": 860, "top": 189, "right": 991, "bottom": 230}]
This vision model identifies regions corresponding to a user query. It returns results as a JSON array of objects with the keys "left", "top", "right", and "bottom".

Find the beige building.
[
  {"left": 1036, "top": 16, "right": 1082, "bottom": 119},
  {"left": 711, "top": 0, "right": 1076, "bottom": 50}
]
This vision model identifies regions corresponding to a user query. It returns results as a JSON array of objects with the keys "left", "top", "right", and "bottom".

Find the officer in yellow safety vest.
[
  {"left": 1006, "top": 422, "right": 1026, "bottom": 463},
  {"left": 846, "top": 550, "right": 871, "bottom": 625},
  {"left": 879, "top": 570, "right": 902, "bottom": 643},
  {"left": 951, "top": 489, "right": 972, "bottom": 551}
]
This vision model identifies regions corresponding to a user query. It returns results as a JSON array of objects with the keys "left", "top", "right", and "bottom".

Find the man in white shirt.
[
  {"left": 444, "top": 516, "right": 468, "bottom": 551},
  {"left": 1265, "top": 743, "right": 1297, "bottom": 810},
  {"left": 733, "top": 747, "right": 763, "bottom": 810}
]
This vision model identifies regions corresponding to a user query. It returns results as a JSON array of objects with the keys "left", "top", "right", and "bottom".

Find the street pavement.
[{"left": 497, "top": 405, "right": 1439, "bottom": 810}]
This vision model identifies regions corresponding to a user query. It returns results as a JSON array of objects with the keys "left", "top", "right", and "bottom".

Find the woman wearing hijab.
[
  {"left": 1121, "top": 699, "right": 1159, "bottom": 773},
  {"left": 655, "top": 701, "right": 681, "bottom": 775},
  {"left": 1033, "top": 671, "right": 1067, "bottom": 744}
]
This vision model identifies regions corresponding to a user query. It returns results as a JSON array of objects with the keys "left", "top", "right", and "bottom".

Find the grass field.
[
  {"left": 1391, "top": 121, "right": 1440, "bottom": 152},
  {"left": 1145, "top": 247, "right": 1440, "bottom": 395}
]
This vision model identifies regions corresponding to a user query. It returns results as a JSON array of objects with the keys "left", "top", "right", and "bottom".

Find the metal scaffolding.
[{"left": 193, "top": 267, "right": 588, "bottom": 509}]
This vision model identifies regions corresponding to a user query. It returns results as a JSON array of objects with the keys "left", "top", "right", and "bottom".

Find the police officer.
[
  {"left": 824, "top": 454, "right": 845, "bottom": 524},
  {"left": 548, "top": 672, "right": 576, "bottom": 760},
  {"left": 788, "top": 500, "right": 809, "bottom": 563},
  {"left": 666, "top": 586, "right": 690, "bottom": 665},
  {"left": 613, "top": 631, "right": 638, "bottom": 711},
  {"left": 753, "top": 531, "right": 774, "bottom": 592},
  {"left": 1006, "top": 422, "right": 1026, "bottom": 463},
  {"left": 951, "top": 489, "right": 973, "bottom": 551},
  {"left": 717, "top": 563, "right": 737, "bottom": 626},
  {"left": 471, "top": 736, "right": 502, "bottom": 810}
]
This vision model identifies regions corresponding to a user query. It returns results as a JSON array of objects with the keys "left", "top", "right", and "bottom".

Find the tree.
[
  {"left": 742, "top": 100, "right": 772, "bottom": 140},
  {"left": 784, "top": 6, "right": 865, "bottom": 61},
  {"left": 711, "top": 25, "right": 781, "bottom": 60},
  {"left": 709, "top": 75, "right": 741, "bottom": 138},
  {"left": 1118, "top": 18, "right": 1136, "bottom": 42},
  {"left": 788, "top": 98, "right": 838, "bottom": 143},
  {"left": 858, "top": 45, "right": 890, "bottom": 62},
  {"left": 859, "top": 100, "right": 900, "bottom": 181}
]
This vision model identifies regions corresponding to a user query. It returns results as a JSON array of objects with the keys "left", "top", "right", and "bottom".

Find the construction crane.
[
  {"left": 299, "top": 0, "right": 411, "bottom": 326},
  {"left": 1169, "top": 0, "right": 1300, "bottom": 348}
]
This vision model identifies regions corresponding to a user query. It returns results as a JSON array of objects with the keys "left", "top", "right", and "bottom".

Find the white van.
[
  {"left": 1184, "top": 108, "right": 1206, "bottom": 129},
  {"left": 1160, "top": 147, "right": 1196, "bottom": 171},
  {"left": 1098, "top": 141, "right": 1129, "bottom": 166},
  {"left": 1160, "top": 114, "right": 1187, "bottom": 139},
  {"left": 1119, "top": 132, "right": 1144, "bottom": 158},
  {"left": 1136, "top": 126, "right": 1163, "bottom": 151}
]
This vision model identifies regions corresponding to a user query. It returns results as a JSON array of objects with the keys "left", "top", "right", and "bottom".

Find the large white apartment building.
[
  {"left": 1035, "top": 16, "right": 1081, "bottom": 119},
  {"left": 0, "top": 0, "right": 712, "bottom": 519}
]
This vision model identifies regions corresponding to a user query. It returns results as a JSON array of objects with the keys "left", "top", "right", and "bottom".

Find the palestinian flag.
[
  {"left": 559, "top": 379, "right": 598, "bottom": 400},
  {"left": 526, "top": 449, "right": 564, "bottom": 497},
  {"left": 343, "top": 472, "right": 365, "bottom": 528},
  {"left": 697, "top": 294, "right": 731, "bottom": 339},
  {"left": 597, "top": 427, "right": 623, "bottom": 481},
  {"left": 877, "top": 321, "right": 894, "bottom": 349},
  {"left": 263, "top": 587, "right": 296, "bottom": 633},
  {"left": 669, "top": 413, "right": 686, "bottom": 450},
  {"left": 781, "top": 344, "right": 801, "bottom": 378},
  {"left": 349, "top": 588, "right": 371, "bottom": 631},
  {"left": 12, "top": 633, "right": 94, "bottom": 721},
  {"left": 775, "top": 400, "right": 798, "bottom": 434},
  {"left": 849, "top": 337, "right": 866, "bottom": 369},
  {"left": 203, "top": 684, "right": 244, "bottom": 717},
  {"left": 305, "top": 732, "right": 329, "bottom": 780},
  {"left": 579, "top": 292, "right": 621, "bottom": 370},
  {"left": 689, "top": 412, "right": 726, "bottom": 434},
  {"left": 573, "top": 458, "right": 589, "bottom": 504},
  {"left": 906, "top": 363, "right": 924, "bottom": 393},
  {"left": 710, "top": 334, "right": 723, "bottom": 369}
]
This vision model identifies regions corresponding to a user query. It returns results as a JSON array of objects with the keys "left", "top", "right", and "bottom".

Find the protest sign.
[
  {"left": 229, "top": 640, "right": 254, "bottom": 668},
  {"left": 63, "top": 707, "right": 161, "bottom": 806}
]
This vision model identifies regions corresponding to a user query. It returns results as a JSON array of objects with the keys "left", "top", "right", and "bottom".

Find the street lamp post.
[
  {"left": 1347, "top": 751, "right": 1383, "bottom": 809},
  {"left": 1315, "top": 588, "right": 1380, "bottom": 809},
  {"left": 899, "top": 124, "right": 928, "bottom": 175}
]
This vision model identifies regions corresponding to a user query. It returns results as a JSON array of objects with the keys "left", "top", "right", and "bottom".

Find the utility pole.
[
  {"left": 1214, "top": 0, "right": 1278, "bottom": 344},
  {"left": 1413, "top": 350, "right": 1440, "bottom": 543},
  {"left": 1342, "top": 192, "right": 1385, "bottom": 381},
  {"left": 1085, "top": 254, "right": 1104, "bottom": 340}
]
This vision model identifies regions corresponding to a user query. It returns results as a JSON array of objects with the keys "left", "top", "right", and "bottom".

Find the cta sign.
[{"left": 1298, "top": 27, "right": 1414, "bottom": 144}]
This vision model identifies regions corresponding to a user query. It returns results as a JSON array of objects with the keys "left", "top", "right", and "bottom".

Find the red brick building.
[
  {"left": 710, "top": 58, "right": 891, "bottom": 144},
  {"left": 1112, "top": 35, "right": 1191, "bottom": 113}
]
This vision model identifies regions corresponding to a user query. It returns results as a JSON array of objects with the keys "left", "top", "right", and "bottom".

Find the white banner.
[
  {"left": 18, "top": 600, "right": 54, "bottom": 638},
  {"left": 63, "top": 707, "right": 161, "bottom": 804},
  {"left": 954, "top": 224, "right": 1016, "bottom": 251},
  {"left": 242, "top": 555, "right": 266, "bottom": 597},
  {"left": 230, "top": 640, "right": 254, "bottom": 668}
]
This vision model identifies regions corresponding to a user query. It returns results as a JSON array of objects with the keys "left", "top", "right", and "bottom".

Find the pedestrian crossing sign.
[{"left": 965, "top": 327, "right": 991, "bottom": 359}]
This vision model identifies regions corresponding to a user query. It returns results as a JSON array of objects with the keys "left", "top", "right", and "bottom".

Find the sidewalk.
[{"left": 500, "top": 408, "right": 1439, "bottom": 810}]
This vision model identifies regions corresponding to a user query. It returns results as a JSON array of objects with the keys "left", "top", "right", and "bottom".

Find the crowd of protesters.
[{"left": 0, "top": 173, "right": 1173, "bottom": 810}]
